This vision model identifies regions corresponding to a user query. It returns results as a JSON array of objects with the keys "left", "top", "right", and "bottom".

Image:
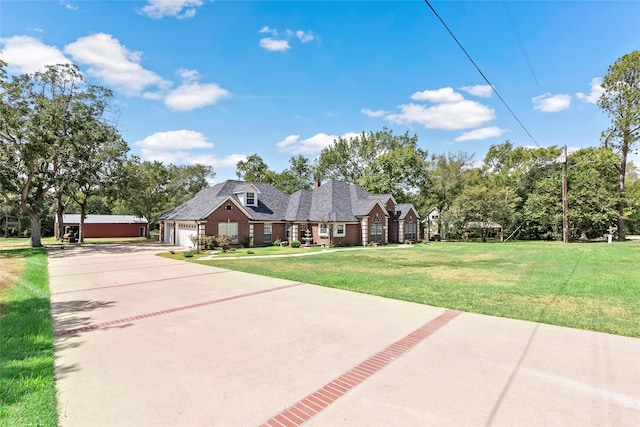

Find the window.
[
  {"left": 218, "top": 222, "right": 238, "bottom": 244},
  {"left": 405, "top": 222, "right": 417, "bottom": 241},
  {"left": 371, "top": 223, "right": 383, "bottom": 243},
  {"left": 246, "top": 192, "right": 255, "bottom": 206},
  {"left": 319, "top": 223, "right": 328, "bottom": 237},
  {"left": 264, "top": 223, "right": 272, "bottom": 243},
  {"left": 286, "top": 224, "right": 291, "bottom": 239},
  {"left": 334, "top": 223, "right": 345, "bottom": 237}
]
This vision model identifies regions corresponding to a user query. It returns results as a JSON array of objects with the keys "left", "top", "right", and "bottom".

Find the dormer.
[{"left": 234, "top": 184, "right": 261, "bottom": 207}]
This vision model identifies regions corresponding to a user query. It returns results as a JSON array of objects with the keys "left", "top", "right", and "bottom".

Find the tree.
[
  {"left": 598, "top": 50, "right": 640, "bottom": 240},
  {"left": 236, "top": 154, "right": 273, "bottom": 183},
  {"left": 69, "top": 124, "right": 129, "bottom": 243},
  {"left": 0, "top": 61, "right": 120, "bottom": 246},
  {"left": 423, "top": 151, "right": 475, "bottom": 238},
  {"left": 315, "top": 128, "right": 429, "bottom": 201},
  {"left": 451, "top": 183, "right": 519, "bottom": 242},
  {"left": 565, "top": 147, "right": 620, "bottom": 239},
  {"left": 273, "top": 155, "right": 315, "bottom": 193},
  {"left": 483, "top": 141, "right": 561, "bottom": 236},
  {"left": 166, "top": 163, "right": 215, "bottom": 208},
  {"left": 117, "top": 160, "right": 171, "bottom": 232},
  {"left": 115, "top": 161, "right": 213, "bottom": 234}
]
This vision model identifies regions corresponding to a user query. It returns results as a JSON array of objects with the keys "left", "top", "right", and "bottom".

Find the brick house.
[{"left": 159, "top": 179, "right": 420, "bottom": 248}]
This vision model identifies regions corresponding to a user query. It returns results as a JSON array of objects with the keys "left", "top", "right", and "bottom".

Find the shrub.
[
  {"left": 291, "top": 240, "right": 301, "bottom": 248},
  {"left": 273, "top": 238, "right": 281, "bottom": 246},
  {"left": 242, "top": 235, "right": 251, "bottom": 248},
  {"left": 183, "top": 251, "right": 194, "bottom": 257},
  {"left": 246, "top": 250, "right": 254, "bottom": 254}
]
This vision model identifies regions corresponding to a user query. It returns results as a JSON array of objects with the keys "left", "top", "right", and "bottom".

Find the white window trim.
[
  {"left": 246, "top": 191, "right": 256, "bottom": 206},
  {"left": 333, "top": 223, "right": 346, "bottom": 237},
  {"left": 319, "top": 223, "right": 329, "bottom": 237}
]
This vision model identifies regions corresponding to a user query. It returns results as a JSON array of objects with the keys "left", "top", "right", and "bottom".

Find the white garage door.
[
  {"left": 177, "top": 223, "right": 197, "bottom": 247},
  {"left": 164, "top": 222, "right": 174, "bottom": 244}
]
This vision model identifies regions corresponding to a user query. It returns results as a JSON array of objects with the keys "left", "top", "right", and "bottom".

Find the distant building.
[{"left": 55, "top": 215, "right": 148, "bottom": 239}]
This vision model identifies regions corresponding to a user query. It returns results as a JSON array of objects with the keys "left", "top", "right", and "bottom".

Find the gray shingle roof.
[
  {"left": 395, "top": 204, "right": 417, "bottom": 220},
  {"left": 161, "top": 179, "right": 418, "bottom": 223}
]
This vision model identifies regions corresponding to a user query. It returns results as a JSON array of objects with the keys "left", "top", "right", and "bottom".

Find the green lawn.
[
  {"left": 0, "top": 248, "right": 57, "bottom": 427},
  {"left": 195, "top": 241, "right": 640, "bottom": 337}
]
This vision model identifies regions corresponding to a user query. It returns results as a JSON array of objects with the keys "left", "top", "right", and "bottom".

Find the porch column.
[
  {"left": 249, "top": 223, "right": 254, "bottom": 246},
  {"left": 361, "top": 217, "right": 369, "bottom": 246},
  {"left": 292, "top": 224, "right": 298, "bottom": 242},
  {"left": 385, "top": 216, "right": 389, "bottom": 243},
  {"left": 398, "top": 219, "right": 405, "bottom": 243}
]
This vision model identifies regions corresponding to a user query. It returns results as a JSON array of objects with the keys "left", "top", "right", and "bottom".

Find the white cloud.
[
  {"left": 411, "top": 87, "right": 464, "bottom": 103},
  {"left": 361, "top": 108, "right": 389, "bottom": 118},
  {"left": 459, "top": 84, "right": 493, "bottom": 98},
  {"left": 164, "top": 69, "right": 230, "bottom": 111},
  {"left": 532, "top": 93, "right": 571, "bottom": 112},
  {"left": 454, "top": 126, "right": 507, "bottom": 142},
  {"left": 0, "top": 35, "right": 71, "bottom": 74},
  {"left": 135, "top": 130, "right": 245, "bottom": 168},
  {"left": 296, "top": 30, "right": 315, "bottom": 43},
  {"left": 386, "top": 100, "right": 496, "bottom": 130},
  {"left": 259, "top": 26, "right": 316, "bottom": 51},
  {"left": 135, "top": 130, "right": 215, "bottom": 151},
  {"left": 576, "top": 77, "right": 604, "bottom": 104},
  {"left": 64, "top": 33, "right": 168, "bottom": 96},
  {"left": 259, "top": 26, "right": 277, "bottom": 36},
  {"left": 140, "top": 0, "right": 204, "bottom": 19},
  {"left": 276, "top": 132, "right": 359, "bottom": 154},
  {"left": 259, "top": 38, "right": 291, "bottom": 52}
]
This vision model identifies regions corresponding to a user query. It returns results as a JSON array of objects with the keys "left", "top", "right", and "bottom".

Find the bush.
[
  {"left": 246, "top": 250, "right": 254, "bottom": 254},
  {"left": 290, "top": 240, "right": 301, "bottom": 248},
  {"left": 242, "top": 235, "right": 251, "bottom": 248},
  {"left": 273, "top": 238, "right": 281, "bottom": 246},
  {"left": 183, "top": 251, "right": 194, "bottom": 257}
]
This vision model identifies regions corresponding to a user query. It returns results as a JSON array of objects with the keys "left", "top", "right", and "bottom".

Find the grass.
[
  {"left": 0, "top": 236, "right": 158, "bottom": 249},
  {"left": 0, "top": 247, "right": 57, "bottom": 427},
  {"left": 158, "top": 244, "right": 325, "bottom": 260},
  {"left": 194, "top": 241, "right": 640, "bottom": 337}
]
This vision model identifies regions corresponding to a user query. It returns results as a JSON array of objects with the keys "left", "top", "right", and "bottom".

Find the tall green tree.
[
  {"left": 236, "top": 154, "right": 273, "bottom": 183},
  {"left": 69, "top": 124, "right": 129, "bottom": 243},
  {"left": 166, "top": 163, "right": 215, "bottom": 208},
  {"left": 451, "top": 183, "right": 520, "bottom": 242},
  {"left": 423, "top": 151, "right": 475, "bottom": 238},
  {"left": 315, "top": 128, "right": 428, "bottom": 201},
  {"left": 117, "top": 160, "right": 171, "bottom": 232},
  {"left": 598, "top": 50, "right": 640, "bottom": 239},
  {"left": 116, "top": 161, "right": 213, "bottom": 233},
  {"left": 0, "top": 61, "right": 120, "bottom": 246}
]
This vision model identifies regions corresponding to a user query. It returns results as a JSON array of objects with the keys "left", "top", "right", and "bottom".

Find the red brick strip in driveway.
[
  {"left": 259, "top": 309, "right": 462, "bottom": 427},
  {"left": 54, "top": 282, "right": 303, "bottom": 336}
]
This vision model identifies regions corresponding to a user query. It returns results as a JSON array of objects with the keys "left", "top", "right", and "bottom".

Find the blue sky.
[{"left": 1, "top": 1, "right": 639, "bottom": 182}]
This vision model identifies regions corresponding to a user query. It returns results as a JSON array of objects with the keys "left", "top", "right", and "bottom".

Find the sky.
[{"left": 1, "top": 0, "right": 639, "bottom": 182}]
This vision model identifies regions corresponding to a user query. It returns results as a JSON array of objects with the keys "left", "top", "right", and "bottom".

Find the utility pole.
[{"left": 562, "top": 145, "right": 569, "bottom": 244}]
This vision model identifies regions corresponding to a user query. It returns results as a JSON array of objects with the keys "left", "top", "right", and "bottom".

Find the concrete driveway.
[{"left": 48, "top": 244, "right": 640, "bottom": 426}]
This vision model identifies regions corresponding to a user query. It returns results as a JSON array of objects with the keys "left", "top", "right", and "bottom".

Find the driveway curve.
[{"left": 48, "top": 244, "right": 640, "bottom": 426}]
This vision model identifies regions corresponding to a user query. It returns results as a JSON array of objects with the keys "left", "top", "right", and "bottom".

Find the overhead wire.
[
  {"left": 502, "top": 0, "right": 539, "bottom": 86},
  {"left": 423, "top": 0, "right": 541, "bottom": 147}
]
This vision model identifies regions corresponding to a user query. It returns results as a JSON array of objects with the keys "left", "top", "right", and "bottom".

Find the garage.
[{"left": 176, "top": 222, "right": 197, "bottom": 247}]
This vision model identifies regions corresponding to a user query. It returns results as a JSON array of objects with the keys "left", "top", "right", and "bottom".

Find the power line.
[
  {"left": 502, "top": 0, "right": 539, "bottom": 86},
  {"left": 423, "top": 0, "right": 540, "bottom": 147}
]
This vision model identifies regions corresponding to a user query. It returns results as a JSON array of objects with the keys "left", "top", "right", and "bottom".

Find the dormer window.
[{"left": 235, "top": 184, "right": 261, "bottom": 207}]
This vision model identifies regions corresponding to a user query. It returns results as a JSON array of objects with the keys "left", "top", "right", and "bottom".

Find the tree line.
[{"left": 1, "top": 51, "right": 638, "bottom": 246}]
